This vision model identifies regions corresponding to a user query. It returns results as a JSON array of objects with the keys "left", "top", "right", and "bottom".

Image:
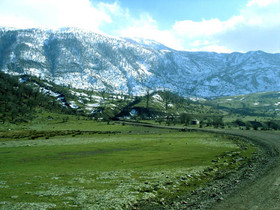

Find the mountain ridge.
[{"left": 0, "top": 27, "right": 280, "bottom": 97}]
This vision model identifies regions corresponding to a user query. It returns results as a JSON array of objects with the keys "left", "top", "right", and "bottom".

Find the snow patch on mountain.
[{"left": 1, "top": 28, "right": 280, "bottom": 97}]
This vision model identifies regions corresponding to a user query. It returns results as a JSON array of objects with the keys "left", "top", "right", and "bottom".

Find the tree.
[
  {"left": 101, "top": 90, "right": 106, "bottom": 100},
  {"left": 212, "top": 116, "right": 224, "bottom": 128},
  {"left": 234, "top": 119, "right": 246, "bottom": 127},
  {"left": 180, "top": 113, "right": 191, "bottom": 125},
  {"left": 265, "top": 120, "right": 279, "bottom": 130},
  {"left": 145, "top": 89, "right": 152, "bottom": 109}
]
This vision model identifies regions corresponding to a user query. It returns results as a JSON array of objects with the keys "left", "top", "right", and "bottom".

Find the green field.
[{"left": 0, "top": 121, "right": 256, "bottom": 209}]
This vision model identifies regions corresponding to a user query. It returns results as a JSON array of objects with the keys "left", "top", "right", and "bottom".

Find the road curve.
[
  {"left": 119, "top": 121, "right": 280, "bottom": 209},
  {"left": 212, "top": 130, "right": 280, "bottom": 210}
]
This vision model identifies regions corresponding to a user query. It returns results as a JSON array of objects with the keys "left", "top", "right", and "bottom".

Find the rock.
[
  {"left": 234, "top": 180, "right": 240, "bottom": 184},
  {"left": 11, "top": 195, "right": 18, "bottom": 199},
  {"left": 210, "top": 193, "right": 217, "bottom": 198},
  {"left": 217, "top": 197, "right": 224, "bottom": 202}
]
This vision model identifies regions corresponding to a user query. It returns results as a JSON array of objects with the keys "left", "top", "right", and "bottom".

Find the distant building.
[{"left": 191, "top": 120, "right": 200, "bottom": 125}]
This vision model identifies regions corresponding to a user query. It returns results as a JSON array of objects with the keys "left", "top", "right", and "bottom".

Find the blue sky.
[
  {"left": 95, "top": 0, "right": 245, "bottom": 29},
  {"left": 0, "top": 0, "right": 279, "bottom": 53}
]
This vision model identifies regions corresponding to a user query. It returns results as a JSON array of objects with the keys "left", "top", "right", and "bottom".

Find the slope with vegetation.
[
  {"left": 1, "top": 71, "right": 280, "bottom": 131},
  {"left": 0, "top": 71, "right": 75, "bottom": 123}
]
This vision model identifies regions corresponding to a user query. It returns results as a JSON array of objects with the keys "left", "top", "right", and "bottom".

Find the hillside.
[
  {"left": 1, "top": 28, "right": 280, "bottom": 97},
  {"left": 0, "top": 71, "right": 222, "bottom": 123},
  {"left": 0, "top": 71, "right": 78, "bottom": 123},
  {"left": 210, "top": 91, "right": 280, "bottom": 117},
  {"left": 1, "top": 72, "right": 279, "bottom": 131}
]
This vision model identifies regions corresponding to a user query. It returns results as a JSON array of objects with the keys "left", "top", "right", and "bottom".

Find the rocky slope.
[{"left": 0, "top": 27, "right": 280, "bottom": 97}]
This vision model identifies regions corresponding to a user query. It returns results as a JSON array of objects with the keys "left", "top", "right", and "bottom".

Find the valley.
[
  {"left": 1, "top": 28, "right": 280, "bottom": 209},
  {"left": 0, "top": 70, "right": 280, "bottom": 209}
]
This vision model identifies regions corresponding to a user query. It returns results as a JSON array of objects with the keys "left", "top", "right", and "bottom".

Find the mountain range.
[{"left": 0, "top": 27, "right": 280, "bottom": 97}]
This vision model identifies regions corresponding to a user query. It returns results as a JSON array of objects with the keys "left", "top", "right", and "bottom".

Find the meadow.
[{"left": 0, "top": 120, "right": 256, "bottom": 209}]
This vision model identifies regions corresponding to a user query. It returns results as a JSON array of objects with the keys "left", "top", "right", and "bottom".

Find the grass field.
[{"left": 0, "top": 121, "right": 256, "bottom": 209}]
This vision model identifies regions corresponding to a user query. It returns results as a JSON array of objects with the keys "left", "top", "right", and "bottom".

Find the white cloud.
[
  {"left": 196, "top": 45, "right": 233, "bottom": 53},
  {"left": 0, "top": 0, "right": 113, "bottom": 32},
  {"left": 242, "top": 1, "right": 280, "bottom": 27},
  {"left": 186, "top": 39, "right": 232, "bottom": 53},
  {"left": 116, "top": 0, "right": 280, "bottom": 53},
  {"left": 118, "top": 15, "right": 184, "bottom": 50},
  {"left": 118, "top": 15, "right": 157, "bottom": 38},
  {"left": 216, "top": 0, "right": 280, "bottom": 52},
  {"left": 98, "top": 1, "right": 129, "bottom": 18},
  {"left": 118, "top": 14, "right": 241, "bottom": 52},
  {"left": 0, "top": 14, "right": 39, "bottom": 29},
  {"left": 173, "top": 19, "right": 225, "bottom": 37},
  {"left": 0, "top": 0, "right": 279, "bottom": 53},
  {"left": 247, "top": 0, "right": 279, "bottom": 7},
  {"left": 169, "top": 0, "right": 280, "bottom": 52},
  {"left": 172, "top": 15, "right": 246, "bottom": 39}
]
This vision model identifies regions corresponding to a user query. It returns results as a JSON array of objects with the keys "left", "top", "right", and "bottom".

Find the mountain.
[{"left": 1, "top": 27, "right": 280, "bottom": 97}]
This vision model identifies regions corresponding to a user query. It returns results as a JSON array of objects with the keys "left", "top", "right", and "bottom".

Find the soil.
[
  {"left": 165, "top": 129, "right": 280, "bottom": 210},
  {"left": 212, "top": 130, "right": 280, "bottom": 210}
]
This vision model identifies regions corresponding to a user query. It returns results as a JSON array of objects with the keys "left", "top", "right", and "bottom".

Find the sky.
[{"left": 0, "top": 0, "right": 279, "bottom": 53}]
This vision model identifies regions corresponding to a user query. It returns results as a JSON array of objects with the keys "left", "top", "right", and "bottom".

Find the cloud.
[
  {"left": 117, "top": 0, "right": 280, "bottom": 53},
  {"left": 216, "top": 26, "right": 280, "bottom": 52},
  {"left": 247, "top": 0, "right": 279, "bottom": 7},
  {"left": 0, "top": 0, "right": 114, "bottom": 32},
  {"left": 173, "top": 19, "right": 225, "bottom": 38},
  {"left": 98, "top": 1, "right": 129, "bottom": 18},
  {"left": 169, "top": 0, "right": 280, "bottom": 52},
  {"left": 118, "top": 14, "right": 184, "bottom": 50},
  {"left": 0, "top": 0, "right": 279, "bottom": 53},
  {"left": 215, "top": 0, "right": 280, "bottom": 52},
  {"left": 0, "top": 13, "right": 39, "bottom": 29}
]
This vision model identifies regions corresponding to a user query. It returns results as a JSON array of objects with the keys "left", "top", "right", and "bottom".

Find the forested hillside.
[{"left": 0, "top": 71, "right": 73, "bottom": 123}]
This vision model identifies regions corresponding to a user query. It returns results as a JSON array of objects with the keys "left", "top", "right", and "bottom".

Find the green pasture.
[{"left": 0, "top": 123, "right": 256, "bottom": 209}]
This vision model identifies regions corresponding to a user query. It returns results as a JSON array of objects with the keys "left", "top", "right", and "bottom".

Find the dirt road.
[
  {"left": 119, "top": 121, "right": 280, "bottom": 209},
  {"left": 212, "top": 130, "right": 280, "bottom": 210}
]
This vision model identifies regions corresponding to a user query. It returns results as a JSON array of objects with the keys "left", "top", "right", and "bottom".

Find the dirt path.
[
  {"left": 119, "top": 121, "right": 280, "bottom": 209},
  {"left": 212, "top": 130, "right": 280, "bottom": 210}
]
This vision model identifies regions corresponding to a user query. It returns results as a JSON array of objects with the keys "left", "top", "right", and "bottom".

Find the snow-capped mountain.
[{"left": 0, "top": 27, "right": 280, "bottom": 97}]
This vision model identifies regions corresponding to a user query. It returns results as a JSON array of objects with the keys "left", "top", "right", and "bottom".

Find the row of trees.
[{"left": 233, "top": 119, "right": 280, "bottom": 130}]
